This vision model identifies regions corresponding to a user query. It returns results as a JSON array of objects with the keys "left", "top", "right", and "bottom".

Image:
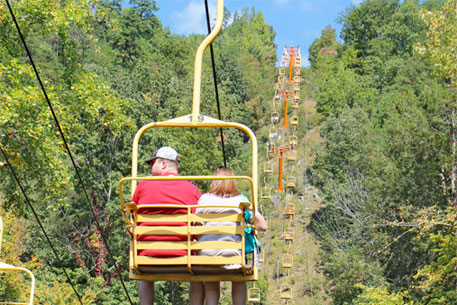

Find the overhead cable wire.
[
  {"left": 0, "top": 146, "right": 84, "bottom": 305},
  {"left": 4, "top": 1, "right": 134, "bottom": 304},
  {"left": 204, "top": 0, "right": 227, "bottom": 167}
]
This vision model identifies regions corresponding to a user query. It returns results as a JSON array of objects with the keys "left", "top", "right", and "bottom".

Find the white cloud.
[
  {"left": 352, "top": 0, "right": 363, "bottom": 5},
  {"left": 171, "top": 0, "right": 217, "bottom": 35}
]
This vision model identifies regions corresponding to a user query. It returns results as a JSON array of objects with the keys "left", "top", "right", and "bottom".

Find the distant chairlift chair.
[
  {"left": 284, "top": 227, "right": 294, "bottom": 242},
  {"left": 271, "top": 112, "right": 280, "bottom": 124},
  {"left": 280, "top": 284, "right": 293, "bottom": 299},
  {"left": 282, "top": 254, "right": 293, "bottom": 269},
  {"left": 290, "top": 115, "right": 298, "bottom": 127},
  {"left": 263, "top": 160, "right": 273, "bottom": 174},
  {"left": 261, "top": 186, "right": 272, "bottom": 200},
  {"left": 286, "top": 176, "right": 296, "bottom": 189},
  {"left": 285, "top": 203, "right": 295, "bottom": 216},
  {"left": 287, "top": 150, "right": 297, "bottom": 161},
  {"left": 289, "top": 135, "right": 298, "bottom": 147},
  {"left": 247, "top": 285, "right": 261, "bottom": 303}
]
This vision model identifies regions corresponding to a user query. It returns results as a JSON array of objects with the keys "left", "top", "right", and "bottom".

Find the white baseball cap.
[{"left": 145, "top": 146, "right": 180, "bottom": 165}]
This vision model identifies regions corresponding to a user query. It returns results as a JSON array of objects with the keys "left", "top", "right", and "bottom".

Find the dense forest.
[
  {"left": 0, "top": 0, "right": 275, "bottom": 303},
  {"left": 309, "top": 0, "right": 457, "bottom": 304},
  {"left": 1, "top": 0, "right": 456, "bottom": 304}
]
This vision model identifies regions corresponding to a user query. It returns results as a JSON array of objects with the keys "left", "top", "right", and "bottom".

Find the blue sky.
[{"left": 153, "top": 0, "right": 363, "bottom": 66}]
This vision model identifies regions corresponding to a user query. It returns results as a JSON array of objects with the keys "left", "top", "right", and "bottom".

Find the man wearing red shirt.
[{"left": 132, "top": 146, "right": 203, "bottom": 305}]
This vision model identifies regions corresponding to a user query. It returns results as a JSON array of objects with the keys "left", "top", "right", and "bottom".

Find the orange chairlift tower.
[
  {"left": 282, "top": 90, "right": 290, "bottom": 130},
  {"left": 287, "top": 46, "right": 295, "bottom": 84},
  {"left": 270, "top": 145, "right": 291, "bottom": 192}
]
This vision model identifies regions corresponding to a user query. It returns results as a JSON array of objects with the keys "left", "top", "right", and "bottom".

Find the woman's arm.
[{"left": 253, "top": 214, "right": 267, "bottom": 231}]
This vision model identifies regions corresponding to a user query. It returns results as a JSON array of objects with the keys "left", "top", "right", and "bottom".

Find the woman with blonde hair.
[{"left": 195, "top": 167, "right": 267, "bottom": 305}]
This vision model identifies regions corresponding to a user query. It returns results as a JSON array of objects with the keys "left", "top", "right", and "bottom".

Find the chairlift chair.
[
  {"left": 277, "top": 82, "right": 284, "bottom": 91},
  {"left": 289, "top": 135, "right": 298, "bottom": 146},
  {"left": 280, "top": 284, "right": 293, "bottom": 299},
  {"left": 294, "top": 67, "right": 301, "bottom": 76},
  {"left": 285, "top": 203, "right": 295, "bottom": 216},
  {"left": 260, "top": 186, "right": 271, "bottom": 200},
  {"left": 247, "top": 286, "right": 261, "bottom": 303},
  {"left": 291, "top": 100, "right": 299, "bottom": 110},
  {"left": 282, "top": 254, "right": 293, "bottom": 269},
  {"left": 271, "top": 112, "right": 280, "bottom": 124},
  {"left": 279, "top": 67, "right": 285, "bottom": 76},
  {"left": 120, "top": 0, "right": 259, "bottom": 282},
  {"left": 290, "top": 115, "right": 298, "bottom": 126},
  {"left": 263, "top": 160, "right": 273, "bottom": 174},
  {"left": 286, "top": 176, "right": 296, "bottom": 189},
  {"left": 293, "top": 75, "right": 301, "bottom": 84},
  {"left": 287, "top": 150, "right": 297, "bottom": 162},
  {"left": 284, "top": 227, "right": 294, "bottom": 241},
  {"left": 294, "top": 90, "right": 300, "bottom": 99},
  {"left": 269, "top": 127, "right": 278, "bottom": 142},
  {"left": 295, "top": 57, "right": 301, "bottom": 67}
]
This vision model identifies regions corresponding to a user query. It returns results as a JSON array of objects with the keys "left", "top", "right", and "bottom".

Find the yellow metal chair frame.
[
  {"left": 269, "top": 126, "right": 278, "bottom": 142},
  {"left": 291, "top": 100, "right": 299, "bottom": 110},
  {"left": 286, "top": 176, "right": 296, "bottom": 189},
  {"left": 277, "top": 82, "right": 284, "bottom": 92},
  {"left": 289, "top": 135, "right": 298, "bottom": 146},
  {"left": 287, "top": 150, "right": 297, "bottom": 161},
  {"left": 0, "top": 217, "right": 35, "bottom": 305},
  {"left": 271, "top": 111, "right": 280, "bottom": 124},
  {"left": 282, "top": 254, "right": 293, "bottom": 269},
  {"left": 119, "top": 0, "right": 259, "bottom": 282},
  {"left": 280, "top": 284, "right": 293, "bottom": 299},
  {"left": 264, "top": 160, "right": 273, "bottom": 174},
  {"left": 284, "top": 227, "right": 294, "bottom": 241},
  {"left": 294, "top": 67, "right": 301, "bottom": 76},
  {"left": 260, "top": 186, "right": 271, "bottom": 200},
  {"left": 295, "top": 57, "right": 301, "bottom": 67},
  {"left": 277, "top": 75, "right": 284, "bottom": 84},
  {"left": 293, "top": 75, "right": 301, "bottom": 84},
  {"left": 285, "top": 203, "right": 295, "bottom": 216},
  {"left": 247, "top": 285, "right": 261, "bottom": 303},
  {"left": 290, "top": 115, "right": 298, "bottom": 126}
]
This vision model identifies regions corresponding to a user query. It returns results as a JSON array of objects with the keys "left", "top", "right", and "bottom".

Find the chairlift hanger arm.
[{"left": 191, "top": 0, "right": 224, "bottom": 122}]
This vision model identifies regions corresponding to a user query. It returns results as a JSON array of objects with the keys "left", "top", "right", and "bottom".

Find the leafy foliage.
[{"left": 0, "top": 0, "right": 277, "bottom": 303}]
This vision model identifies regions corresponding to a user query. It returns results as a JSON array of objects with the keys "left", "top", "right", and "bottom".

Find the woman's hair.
[{"left": 209, "top": 167, "right": 240, "bottom": 197}]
